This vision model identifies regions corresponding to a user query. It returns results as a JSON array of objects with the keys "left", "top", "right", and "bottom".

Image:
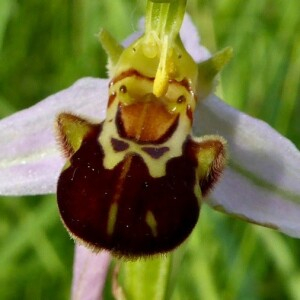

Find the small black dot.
[
  {"left": 177, "top": 95, "right": 186, "bottom": 103},
  {"left": 119, "top": 85, "right": 127, "bottom": 93},
  {"left": 132, "top": 47, "right": 136, "bottom": 52},
  {"left": 178, "top": 54, "right": 182, "bottom": 59}
]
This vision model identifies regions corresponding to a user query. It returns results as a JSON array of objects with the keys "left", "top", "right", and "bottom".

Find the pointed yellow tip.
[
  {"left": 56, "top": 113, "right": 96, "bottom": 158},
  {"left": 99, "top": 28, "right": 123, "bottom": 66},
  {"left": 153, "top": 69, "right": 169, "bottom": 97},
  {"left": 212, "top": 46, "right": 233, "bottom": 72},
  {"left": 197, "top": 46, "right": 233, "bottom": 99}
]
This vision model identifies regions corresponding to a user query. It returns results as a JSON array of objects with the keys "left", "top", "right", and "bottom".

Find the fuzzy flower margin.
[{"left": 0, "top": 15, "right": 299, "bottom": 299}]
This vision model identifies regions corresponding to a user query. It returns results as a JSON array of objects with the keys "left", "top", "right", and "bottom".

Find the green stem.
[
  {"left": 157, "top": 3, "right": 169, "bottom": 37},
  {"left": 145, "top": 0, "right": 186, "bottom": 40},
  {"left": 165, "top": 0, "right": 187, "bottom": 40},
  {"left": 120, "top": 255, "right": 172, "bottom": 300},
  {"left": 145, "top": 1, "right": 153, "bottom": 34}
]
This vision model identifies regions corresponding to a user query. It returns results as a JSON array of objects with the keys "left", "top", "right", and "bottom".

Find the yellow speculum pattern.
[
  {"left": 146, "top": 211, "right": 158, "bottom": 237},
  {"left": 107, "top": 203, "right": 118, "bottom": 236},
  {"left": 99, "top": 76, "right": 195, "bottom": 178}
]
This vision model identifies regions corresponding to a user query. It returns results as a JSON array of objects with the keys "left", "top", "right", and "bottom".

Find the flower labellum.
[{"left": 56, "top": 0, "right": 231, "bottom": 258}]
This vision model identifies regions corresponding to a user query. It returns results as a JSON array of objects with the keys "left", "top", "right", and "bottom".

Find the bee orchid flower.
[{"left": 0, "top": 1, "right": 299, "bottom": 299}]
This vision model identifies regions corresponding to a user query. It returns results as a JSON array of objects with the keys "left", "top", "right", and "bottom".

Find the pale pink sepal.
[
  {"left": 0, "top": 78, "right": 108, "bottom": 195},
  {"left": 195, "top": 95, "right": 300, "bottom": 237},
  {"left": 72, "top": 244, "right": 111, "bottom": 300}
]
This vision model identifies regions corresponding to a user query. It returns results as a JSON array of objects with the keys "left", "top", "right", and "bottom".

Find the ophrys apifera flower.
[{"left": 0, "top": 1, "right": 299, "bottom": 299}]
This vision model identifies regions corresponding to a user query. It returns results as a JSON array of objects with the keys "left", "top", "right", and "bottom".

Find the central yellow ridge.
[{"left": 107, "top": 156, "right": 133, "bottom": 235}]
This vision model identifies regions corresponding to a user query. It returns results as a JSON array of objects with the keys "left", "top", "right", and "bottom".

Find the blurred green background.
[{"left": 0, "top": 0, "right": 299, "bottom": 299}]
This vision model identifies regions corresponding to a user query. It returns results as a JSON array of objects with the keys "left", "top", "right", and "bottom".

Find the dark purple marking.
[
  {"left": 141, "top": 146, "right": 169, "bottom": 159},
  {"left": 111, "top": 138, "right": 129, "bottom": 152}
]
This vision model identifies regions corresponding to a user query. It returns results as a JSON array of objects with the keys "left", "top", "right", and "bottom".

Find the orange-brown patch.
[
  {"left": 108, "top": 92, "right": 117, "bottom": 107},
  {"left": 116, "top": 101, "right": 179, "bottom": 144}
]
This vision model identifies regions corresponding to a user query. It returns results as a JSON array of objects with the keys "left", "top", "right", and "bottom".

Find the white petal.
[
  {"left": 180, "top": 14, "right": 211, "bottom": 63},
  {"left": 194, "top": 95, "right": 300, "bottom": 237},
  {"left": 0, "top": 78, "right": 108, "bottom": 195},
  {"left": 72, "top": 244, "right": 111, "bottom": 300}
]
